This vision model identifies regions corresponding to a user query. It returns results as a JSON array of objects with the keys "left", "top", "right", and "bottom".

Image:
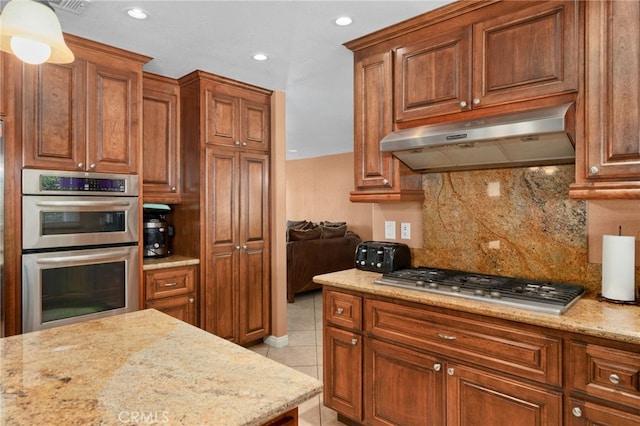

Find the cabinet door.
[
  {"left": 365, "top": 337, "right": 445, "bottom": 426},
  {"left": 145, "top": 266, "right": 196, "bottom": 300},
  {"left": 580, "top": 0, "right": 640, "bottom": 183},
  {"left": 204, "top": 148, "right": 239, "bottom": 339},
  {"left": 447, "top": 363, "right": 563, "bottom": 426},
  {"left": 22, "top": 61, "right": 87, "bottom": 171},
  {"left": 146, "top": 295, "right": 196, "bottom": 326},
  {"left": 240, "top": 95, "right": 270, "bottom": 152},
  {"left": 237, "top": 152, "right": 270, "bottom": 343},
  {"left": 394, "top": 26, "right": 471, "bottom": 121},
  {"left": 473, "top": 1, "right": 578, "bottom": 108},
  {"left": 324, "top": 326, "right": 363, "bottom": 422},
  {"left": 142, "top": 74, "right": 180, "bottom": 200},
  {"left": 567, "top": 398, "right": 640, "bottom": 426},
  {"left": 87, "top": 61, "right": 140, "bottom": 174}
]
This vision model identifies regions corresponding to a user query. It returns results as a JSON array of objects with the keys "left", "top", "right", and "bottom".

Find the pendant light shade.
[{"left": 0, "top": 0, "right": 74, "bottom": 64}]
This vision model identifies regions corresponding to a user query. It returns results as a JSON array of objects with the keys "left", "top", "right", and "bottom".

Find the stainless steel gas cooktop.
[{"left": 374, "top": 267, "right": 585, "bottom": 315}]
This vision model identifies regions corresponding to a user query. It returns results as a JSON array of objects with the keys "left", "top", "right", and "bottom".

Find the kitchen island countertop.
[
  {"left": 0, "top": 309, "right": 322, "bottom": 425},
  {"left": 314, "top": 268, "right": 640, "bottom": 345}
]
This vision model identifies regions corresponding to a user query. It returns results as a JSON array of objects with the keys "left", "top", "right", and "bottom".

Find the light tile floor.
[{"left": 249, "top": 290, "right": 343, "bottom": 426}]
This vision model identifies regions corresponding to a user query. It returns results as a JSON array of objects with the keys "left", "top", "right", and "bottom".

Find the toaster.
[{"left": 354, "top": 241, "right": 412, "bottom": 273}]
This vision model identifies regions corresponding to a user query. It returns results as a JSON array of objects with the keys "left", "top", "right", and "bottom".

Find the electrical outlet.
[
  {"left": 400, "top": 222, "right": 411, "bottom": 239},
  {"left": 384, "top": 221, "right": 396, "bottom": 239}
]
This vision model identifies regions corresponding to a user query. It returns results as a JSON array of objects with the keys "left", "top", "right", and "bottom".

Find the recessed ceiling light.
[
  {"left": 127, "top": 7, "right": 148, "bottom": 20},
  {"left": 253, "top": 53, "right": 268, "bottom": 61},
  {"left": 335, "top": 16, "right": 353, "bottom": 26}
]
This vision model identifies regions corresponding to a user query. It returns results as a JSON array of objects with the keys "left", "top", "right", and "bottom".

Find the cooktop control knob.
[
  {"left": 416, "top": 280, "right": 425, "bottom": 287},
  {"left": 474, "top": 289, "right": 485, "bottom": 296},
  {"left": 490, "top": 291, "right": 501, "bottom": 298},
  {"left": 451, "top": 286, "right": 460, "bottom": 292},
  {"left": 428, "top": 282, "right": 438, "bottom": 289}
]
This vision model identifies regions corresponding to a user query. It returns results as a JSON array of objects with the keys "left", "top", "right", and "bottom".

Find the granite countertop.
[
  {"left": 314, "top": 269, "right": 640, "bottom": 346},
  {"left": 143, "top": 254, "right": 200, "bottom": 271},
  {"left": 0, "top": 309, "right": 322, "bottom": 425}
]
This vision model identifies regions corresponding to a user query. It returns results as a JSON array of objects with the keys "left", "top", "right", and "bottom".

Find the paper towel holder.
[{"left": 596, "top": 293, "right": 639, "bottom": 306}]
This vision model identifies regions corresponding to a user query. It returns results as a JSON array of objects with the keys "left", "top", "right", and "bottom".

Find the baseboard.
[{"left": 263, "top": 334, "right": 289, "bottom": 348}]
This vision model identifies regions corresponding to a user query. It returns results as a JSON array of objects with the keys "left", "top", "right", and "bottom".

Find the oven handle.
[
  {"left": 35, "top": 200, "right": 133, "bottom": 207},
  {"left": 35, "top": 249, "right": 134, "bottom": 264}
]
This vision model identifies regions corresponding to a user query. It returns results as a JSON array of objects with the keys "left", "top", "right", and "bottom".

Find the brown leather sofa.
[{"left": 286, "top": 221, "right": 361, "bottom": 303}]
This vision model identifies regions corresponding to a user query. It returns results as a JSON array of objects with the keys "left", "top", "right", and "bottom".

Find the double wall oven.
[{"left": 22, "top": 169, "right": 140, "bottom": 333}]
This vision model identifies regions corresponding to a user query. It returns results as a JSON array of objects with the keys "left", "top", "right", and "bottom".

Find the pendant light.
[{"left": 0, "top": 0, "right": 74, "bottom": 64}]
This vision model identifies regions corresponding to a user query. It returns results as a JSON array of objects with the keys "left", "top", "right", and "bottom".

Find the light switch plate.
[
  {"left": 401, "top": 222, "right": 411, "bottom": 239},
  {"left": 385, "top": 221, "right": 396, "bottom": 239}
]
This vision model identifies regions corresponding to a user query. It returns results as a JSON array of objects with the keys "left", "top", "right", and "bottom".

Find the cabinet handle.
[
  {"left": 436, "top": 332, "right": 457, "bottom": 341},
  {"left": 351, "top": 338, "right": 358, "bottom": 345},
  {"left": 171, "top": 186, "right": 177, "bottom": 192},
  {"left": 336, "top": 307, "right": 344, "bottom": 314},
  {"left": 433, "top": 363, "right": 442, "bottom": 372},
  {"left": 447, "top": 367, "right": 455, "bottom": 376},
  {"left": 459, "top": 101, "right": 467, "bottom": 108},
  {"left": 609, "top": 374, "right": 620, "bottom": 385},
  {"left": 189, "top": 298, "right": 194, "bottom": 304},
  {"left": 571, "top": 407, "right": 582, "bottom": 417},
  {"left": 77, "top": 162, "right": 84, "bottom": 170},
  {"left": 164, "top": 282, "right": 178, "bottom": 287},
  {"left": 472, "top": 98, "right": 480, "bottom": 105},
  {"left": 382, "top": 178, "right": 389, "bottom": 185},
  {"left": 235, "top": 141, "right": 241, "bottom": 146},
  {"left": 242, "top": 244, "right": 247, "bottom": 250},
  {"left": 89, "top": 163, "right": 96, "bottom": 170},
  {"left": 235, "top": 245, "right": 241, "bottom": 250},
  {"left": 242, "top": 142, "right": 247, "bottom": 147},
  {"left": 589, "top": 166, "right": 599, "bottom": 175}
]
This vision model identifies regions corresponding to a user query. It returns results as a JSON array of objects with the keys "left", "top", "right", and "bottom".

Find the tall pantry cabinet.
[{"left": 175, "top": 71, "right": 271, "bottom": 345}]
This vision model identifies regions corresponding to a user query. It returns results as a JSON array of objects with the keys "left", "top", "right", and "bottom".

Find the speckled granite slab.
[
  {"left": 314, "top": 269, "right": 640, "bottom": 345},
  {"left": 0, "top": 309, "right": 322, "bottom": 425}
]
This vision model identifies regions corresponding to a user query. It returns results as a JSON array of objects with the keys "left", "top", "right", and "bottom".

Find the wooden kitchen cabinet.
[
  {"left": 22, "top": 34, "right": 149, "bottom": 174},
  {"left": 567, "top": 398, "right": 640, "bottom": 426},
  {"left": 204, "top": 148, "right": 270, "bottom": 344},
  {"left": 142, "top": 72, "right": 181, "bottom": 202},
  {"left": 348, "top": 49, "right": 423, "bottom": 202},
  {"left": 205, "top": 81, "right": 270, "bottom": 152},
  {"left": 394, "top": 0, "right": 577, "bottom": 122},
  {"left": 144, "top": 264, "right": 198, "bottom": 326},
  {"left": 570, "top": 0, "right": 640, "bottom": 199}
]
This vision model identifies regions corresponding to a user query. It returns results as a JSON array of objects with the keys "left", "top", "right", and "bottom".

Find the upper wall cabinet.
[
  {"left": 142, "top": 72, "right": 181, "bottom": 202},
  {"left": 22, "top": 35, "right": 150, "bottom": 174},
  {"left": 570, "top": 1, "right": 640, "bottom": 199},
  {"left": 205, "top": 81, "right": 270, "bottom": 152},
  {"left": 394, "top": 0, "right": 578, "bottom": 123}
]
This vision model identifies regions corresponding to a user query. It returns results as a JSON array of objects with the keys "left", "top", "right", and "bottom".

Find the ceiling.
[{"left": 45, "top": 0, "right": 450, "bottom": 159}]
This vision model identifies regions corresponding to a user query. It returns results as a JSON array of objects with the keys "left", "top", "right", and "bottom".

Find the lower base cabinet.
[
  {"left": 144, "top": 264, "right": 198, "bottom": 327},
  {"left": 323, "top": 288, "right": 639, "bottom": 425}
]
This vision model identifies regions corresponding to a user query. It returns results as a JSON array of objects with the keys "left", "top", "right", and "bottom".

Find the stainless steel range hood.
[{"left": 380, "top": 103, "right": 575, "bottom": 172}]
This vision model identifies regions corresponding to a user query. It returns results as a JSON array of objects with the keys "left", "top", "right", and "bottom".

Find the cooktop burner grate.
[{"left": 374, "top": 267, "right": 585, "bottom": 314}]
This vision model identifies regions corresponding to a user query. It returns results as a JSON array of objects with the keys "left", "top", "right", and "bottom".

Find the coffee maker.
[{"left": 143, "top": 204, "right": 173, "bottom": 258}]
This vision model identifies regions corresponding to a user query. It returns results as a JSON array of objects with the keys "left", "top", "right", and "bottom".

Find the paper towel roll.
[{"left": 601, "top": 235, "right": 636, "bottom": 301}]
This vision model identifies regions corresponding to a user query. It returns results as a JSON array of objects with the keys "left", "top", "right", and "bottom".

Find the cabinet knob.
[
  {"left": 235, "top": 245, "right": 241, "bottom": 250},
  {"left": 89, "top": 163, "right": 96, "bottom": 170},
  {"left": 433, "top": 363, "right": 442, "bottom": 372},
  {"left": 242, "top": 142, "right": 247, "bottom": 147},
  {"left": 459, "top": 101, "right": 467, "bottom": 108},
  {"left": 171, "top": 186, "right": 177, "bottom": 192},
  {"left": 472, "top": 98, "right": 480, "bottom": 105},
  {"left": 235, "top": 141, "right": 241, "bottom": 146},
  {"left": 589, "top": 166, "right": 599, "bottom": 175},
  {"left": 447, "top": 367, "right": 455, "bottom": 376},
  {"left": 571, "top": 407, "right": 582, "bottom": 417},
  {"left": 382, "top": 178, "right": 389, "bottom": 185},
  {"left": 189, "top": 298, "right": 194, "bottom": 304},
  {"left": 242, "top": 244, "right": 247, "bottom": 250},
  {"left": 336, "top": 307, "right": 344, "bottom": 314},
  {"left": 609, "top": 374, "right": 620, "bottom": 385},
  {"left": 351, "top": 338, "right": 358, "bottom": 345},
  {"left": 77, "top": 162, "right": 84, "bottom": 169}
]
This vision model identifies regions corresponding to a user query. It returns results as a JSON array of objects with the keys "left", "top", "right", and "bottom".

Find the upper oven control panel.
[{"left": 22, "top": 169, "right": 139, "bottom": 196}]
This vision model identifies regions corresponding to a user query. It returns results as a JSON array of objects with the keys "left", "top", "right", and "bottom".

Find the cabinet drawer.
[
  {"left": 365, "top": 299, "right": 562, "bottom": 385},
  {"left": 324, "top": 290, "right": 362, "bottom": 331},
  {"left": 569, "top": 341, "right": 640, "bottom": 409},
  {"left": 145, "top": 266, "right": 196, "bottom": 299}
]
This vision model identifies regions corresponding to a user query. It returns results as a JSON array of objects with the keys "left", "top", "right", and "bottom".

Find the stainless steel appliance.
[
  {"left": 375, "top": 266, "right": 585, "bottom": 315},
  {"left": 21, "top": 169, "right": 140, "bottom": 332},
  {"left": 354, "top": 241, "right": 411, "bottom": 273}
]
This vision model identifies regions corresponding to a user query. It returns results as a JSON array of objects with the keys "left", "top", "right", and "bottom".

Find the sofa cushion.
[
  {"left": 320, "top": 224, "right": 347, "bottom": 238},
  {"left": 289, "top": 227, "right": 322, "bottom": 241},
  {"left": 321, "top": 220, "right": 347, "bottom": 227}
]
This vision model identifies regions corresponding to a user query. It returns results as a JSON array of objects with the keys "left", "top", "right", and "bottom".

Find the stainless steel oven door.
[
  {"left": 22, "top": 245, "right": 139, "bottom": 332},
  {"left": 23, "top": 196, "right": 139, "bottom": 250}
]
